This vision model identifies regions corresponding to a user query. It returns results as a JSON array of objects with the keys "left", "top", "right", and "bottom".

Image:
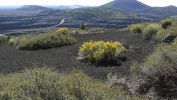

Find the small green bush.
[
  {"left": 80, "top": 23, "right": 86, "bottom": 30},
  {"left": 129, "top": 24, "right": 143, "bottom": 34},
  {"left": 16, "top": 31, "right": 76, "bottom": 50},
  {"left": 0, "top": 36, "right": 5, "bottom": 43},
  {"left": 78, "top": 40, "right": 125, "bottom": 62},
  {"left": 143, "top": 24, "right": 160, "bottom": 40},
  {"left": 131, "top": 40, "right": 177, "bottom": 96},
  {"left": 0, "top": 67, "right": 141, "bottom": 100},
  {"left": 161, "top": 19, "right": 172, "bottom": 29}
]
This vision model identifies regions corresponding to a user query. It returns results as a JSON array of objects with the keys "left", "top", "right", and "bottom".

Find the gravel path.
[{"left": 0, "top": 29, "right": 157, "bottom": 80}]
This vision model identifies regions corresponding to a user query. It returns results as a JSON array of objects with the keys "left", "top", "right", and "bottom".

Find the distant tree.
[{"left": 80, "top": 23, "right": 86, "bottom": 30}]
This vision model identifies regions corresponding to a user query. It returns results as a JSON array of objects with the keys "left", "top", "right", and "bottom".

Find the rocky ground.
[{"left": 0, "top": 29, "right": 157, "bottom": 81}]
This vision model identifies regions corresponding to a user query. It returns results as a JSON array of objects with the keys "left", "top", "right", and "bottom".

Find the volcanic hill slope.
[{"left": 101, "top": 0, "right": 177, "bottom": 18}]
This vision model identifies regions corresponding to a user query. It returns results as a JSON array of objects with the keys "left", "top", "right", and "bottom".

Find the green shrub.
[
  {"left": 0, "top": 36, "right": 5, "bottom": 43},
  {"left": 56, "top": 27, "right": 68, "bottom": 35},
  {"left": 16, "top": 31, "right": 76, "bottom": 50},
  {"left": 167, "top": 26, "right": 177, "bottom": 36},
  {"left": 78, "top": 40, "right": 125, "bottom": 63},
  {"left": 80, "top": 23, "right": 86, "bottom": 30},
  {"left": 161, "top": 19, "right": 172, "bottom": 29},
  {"left": 0, "top": 67, "right": 142, "bottom": 100},
  {"left": 142, "top": 24, "right": 160, "bottom": 40},
  {"left": 6, "top": 34, "right": 11, "bottom": 41},
  {"left": 129, "top": 24, "right": 143, "bottom": 34},
  {"left": 131, "top": 40, "right": 177, "bottom": 96}
]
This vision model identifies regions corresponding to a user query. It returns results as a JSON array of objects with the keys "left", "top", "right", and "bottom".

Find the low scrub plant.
[
  {"left": 8, "top": 38, "right": 16, "bottom": 45},
  {"left": 78, "top": 40, "right": 125, "bottom": 63},
  {"left": 15, "top": 31, "right": 76, "bottom": 50},
  {"left": 131, "top": 40, "right": 177, "bottom": 97},
  {"left": 0, "top": 36, "right": 5, "bottom": 43},
  {"left": 142, "top": 24, "right": 160, "bottom": 40},
  {"left": 0, "top": 67, "right": 142, "bottom": 100},
  {"left": 129, "top": 24, "right": 143, "bottom": 34},
  {"left": 161, "top": 19, "right": 172, "bottom": 29}
]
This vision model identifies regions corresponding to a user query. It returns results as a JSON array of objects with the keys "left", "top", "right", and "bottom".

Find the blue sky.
[{"left": 0, "top": 0, "right": 176, "bottom": 7}]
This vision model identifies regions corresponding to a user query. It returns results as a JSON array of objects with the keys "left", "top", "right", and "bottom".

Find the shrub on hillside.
[
  {"left": 0, "top": 67, "right": 141, "bottom": 100},
  {"left": 142, "top": 24, "right": 160, "bottom": 40},
  {"left": 56, "top": 27, "right": 68, "bottom": 35},
  {"left": 129, "top": 24, "right": 143, "bottom": 34},
  {"left": 16, "top": 31, "right": 76, "bottom": 50},
  {"left": 0, "top": 36, "right": 5, "bottom": 43},
  {"left": 131, "top": 40, "right": 177, "bottom": 97},
  {"left": 78, "top": 40, "right": 125, "bottom": 63},
  {"left": 161, "top": 19, "right": 172, "bottom": 29}
]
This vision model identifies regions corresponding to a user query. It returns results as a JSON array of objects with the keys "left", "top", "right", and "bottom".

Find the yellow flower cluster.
[
  {"left": 8, "top": 38, "right": 16, "bottom": 45},
  {"left": 78, "top": 40, "right": 125, "bottom": 61},
  {"left": 57, "top": 28, "right": 68, "bottom": 35}
]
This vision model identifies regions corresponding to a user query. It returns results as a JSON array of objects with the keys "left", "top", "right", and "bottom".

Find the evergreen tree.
[{"left": 80, "top": 23, "right": 86, "bottom": 30}]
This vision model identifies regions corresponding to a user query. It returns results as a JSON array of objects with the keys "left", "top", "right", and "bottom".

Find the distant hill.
[
  {"left": 17, "top": 5, "right": 51, "bottom": 11},
  {"left": 101, "top": 0, "right": 150, "bottom": 13},
  {"left": 66, "top": 7, "right": 140, "bottom": 19},
  {"left": 53, "top": 5, "right": 89, "bottom": 9},
  {"left": 140, "top": 6, "right": 177, "bottom": 17},
  {"left": 101, "top": 0, "right": 177, "bottom": 18}
]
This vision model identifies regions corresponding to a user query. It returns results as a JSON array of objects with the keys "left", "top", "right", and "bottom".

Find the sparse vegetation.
[
  {"left": 130, "top": 39, "right": 177, "bottom": 97},
  {"left": 0, "top": 67, "right": 141, "bottom": 100},
  {"left": 10, "top": 31, "right": 76, "bottom": 50},
  {"left": 70, "top": 28, "right": 107, "bottom": 34}
]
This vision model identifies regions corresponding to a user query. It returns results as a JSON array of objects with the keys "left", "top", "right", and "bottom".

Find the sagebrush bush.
[
  {"left": 142, "top": 24, "right": 160, "bottom": 40},
  {"left": 78, "top": 40, "right": 125, "bottom": 62},
  {"left": 16, "top": 31, "right": 76, "bottom": 50},
  {"left": 131, "top": 40, "right": 177, "bottom": 97},
  {"left": 161, "top": 19, "right": 172, "bottom": 29},
  {"left": 57, "top": 27, "right": 68, "bottom": 35},
  {"left": 0, "top": 67, "right": 141, "bottom": 100},
  {"left": 0, "top": 36, "right": 5, "bottom": 43},
  {"left": 167, "top": 26, "right": 177, "bottom": 36},
  {"left": 129, "top": 24, "right": 143, "bottom": 34}
]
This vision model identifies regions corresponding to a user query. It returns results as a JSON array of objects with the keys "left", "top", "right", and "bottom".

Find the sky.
[{"left": 0, "top": 0, "right": 176, "bottom": 7}]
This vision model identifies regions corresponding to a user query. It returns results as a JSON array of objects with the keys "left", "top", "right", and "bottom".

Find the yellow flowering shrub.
[
  {"left": 143, "top": 24, "right": 161, "bottom": 39},
  {"left": 57, "top": 27, "right": 68, "bottom": 35},
  {"left": 8, "top": 38, "right": 16, "bottom": 45},
  {"left": 78, "top": 40, "right": 125, "bottom": 62},
  {"left": 129, "top": 24, "right": 143, "bottom": 34},
  {"left": 161, "top": 19, "right": 172, "bottom": 29}
]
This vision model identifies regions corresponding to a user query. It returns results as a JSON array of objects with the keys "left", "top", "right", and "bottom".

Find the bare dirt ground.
[{"left": 0, "top": 29, "right": 157, "bottom": 80}]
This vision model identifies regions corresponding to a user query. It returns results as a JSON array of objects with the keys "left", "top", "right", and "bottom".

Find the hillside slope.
[
  {"left": 101, "top": 0, "right": 177, "bottom": 18},
  {"left": 66, "top": 7, "right": 140, "bottom": 19},
  {"left": 101, "top": 0, "right": 150, "bottom": 13}
]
